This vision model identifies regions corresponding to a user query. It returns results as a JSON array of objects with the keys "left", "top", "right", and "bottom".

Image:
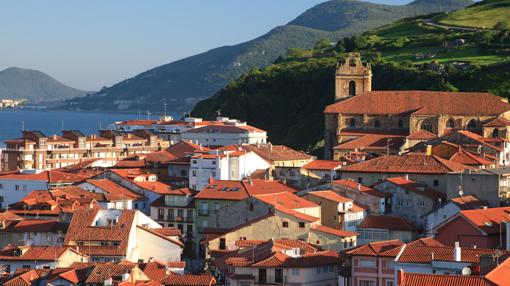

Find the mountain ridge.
[
  {"left": 59, "top": 0, "right": 472, "bottom": 113},
  {"left": 0, "top": 67, "right": 89, "bottom": 103}
]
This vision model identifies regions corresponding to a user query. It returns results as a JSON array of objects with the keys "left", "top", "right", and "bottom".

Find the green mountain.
[
  {"left": 0, "top": 67, "right": 89, "bottom": 104},
  {"left": 60, "top": 0, "right": 472, "bottom": 113},
  {"left": 191, "top": 0, "right": 510, "bottom": 153}
]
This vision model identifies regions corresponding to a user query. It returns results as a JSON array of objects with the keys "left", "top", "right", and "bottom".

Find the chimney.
[
  {"left": 404, "top": 174, "right": 409, "bottom": 180},
  {"left": 357, "top": 183, "right": 361, "bottom": 191},
  {"left": 426, "top": 145, "right": 432, "bottom": 156},
  {"left": 454, "top": 241, "right": 462, "bottom": 262}
]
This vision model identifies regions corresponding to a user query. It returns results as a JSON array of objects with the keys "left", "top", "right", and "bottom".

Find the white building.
[
  {"left": 181, "top": 117, "right": 267, "bottom": 147},
  {"left": 423, "top": 195, "right": 487, "bottom": 235},
  {"left": 0, "top": 169, "right": 87, "bottom": 208},
  {"left": 189, "top": 146, "right": 270, "bottom": 191},
  {"left": 64, "top": 208, "right": 183, "bottom": 263}
]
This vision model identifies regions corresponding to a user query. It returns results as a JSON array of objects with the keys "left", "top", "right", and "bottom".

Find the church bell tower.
[{"left": 335, "top": 52, "right": 372, "bottom": 101}]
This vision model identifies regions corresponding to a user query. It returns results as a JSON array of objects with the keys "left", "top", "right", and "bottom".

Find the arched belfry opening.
[{"left": 335, "top": 52, "right": 372, "bottom": 101}]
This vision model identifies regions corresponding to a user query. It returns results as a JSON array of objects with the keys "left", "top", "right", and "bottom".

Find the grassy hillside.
[
  {"left": 191, "top": 2, "right": 510, "bottom": 153},
  {"left": 59, "top": 0, "right": 471, "bottom": 113},
  {"left": 436, "top": 0, "right": 510, "bottom": 29}
]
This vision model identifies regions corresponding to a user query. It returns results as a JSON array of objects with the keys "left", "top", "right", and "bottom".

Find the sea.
[{"left": 0, "top": 109, "right": 175, "bottom": 147}]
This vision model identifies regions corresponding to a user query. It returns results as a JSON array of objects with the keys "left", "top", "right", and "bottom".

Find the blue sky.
[{"left": 0, "top": 0, "right": 411, "bottom": 91}]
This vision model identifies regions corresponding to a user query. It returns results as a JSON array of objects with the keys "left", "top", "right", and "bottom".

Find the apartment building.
[{"left": 1, "top": 130, "right": 167, "bottom": 171}]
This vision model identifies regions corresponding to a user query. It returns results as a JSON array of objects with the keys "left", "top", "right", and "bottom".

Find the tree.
[
  {"left": 353, "top": 36, "right": 369, "bottom": 50},
  {"left": 494, "top": 21, "right": 509, "bottom": 31},
  {"left": 314, "top": 38, "right": 331, "bottom": 50},
  {"left": 287, "top": 48, "right": 304, "bottom": 58}
]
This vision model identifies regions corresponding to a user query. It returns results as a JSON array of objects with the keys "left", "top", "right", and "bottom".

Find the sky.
[{"left": 0, "top": 0, "right": 412, "bottom": 91}]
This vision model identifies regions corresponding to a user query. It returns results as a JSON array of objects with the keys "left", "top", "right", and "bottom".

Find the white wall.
[{"left": 0, "top": 179, "right": 48, "bottom": 208}]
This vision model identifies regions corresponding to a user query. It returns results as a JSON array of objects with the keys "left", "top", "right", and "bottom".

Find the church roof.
[{"left": 324, "top": 91, "right": 510, "bottom": 116}]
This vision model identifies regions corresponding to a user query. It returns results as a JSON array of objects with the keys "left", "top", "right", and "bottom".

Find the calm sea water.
[{"left": 0, "top": 109, "right": 170, "bottom": 147}]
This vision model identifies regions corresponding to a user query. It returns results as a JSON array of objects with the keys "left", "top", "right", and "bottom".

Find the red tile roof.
[
  {"left": 0, "top": 211, "right": 23, "bottom": 221},
  {"left": 406, "top": 237, "right": 445, "bottom": 247},
  {"left": 160, "top": 274, "right": 216, "bottom": 286},
  {"left": 334, "top": 133, "right": 405, "bottom": 151},
  {"left": 250, "top": 250, "right": 339, "bottom": 268},
  {"left": 84, "top": 262, "right": 138, "bottom": 284},
  {"left": 450, "top": 149, "right": 494, "bottom": 166},
  {"left": 254, "top": 192, "right": 318, "bottom": 210},
  {"left": 407, "top": 130, "right": 438, "bottom": 140},
  {"left": 140, "top": 261, "right": 170, "bottom": 282},
  {"left": 1, "top": 219, "right": 67, "bottom": 233},
  {"left": 458, "top": 207, "right": 510, "bottom": 234},
  {"left": 333, "top": 179, "right": 390, "bottom": 198},
  {"left": 358, "top": 215, "right": 418, "bottom": 231},
  {"left": 240, "top": 144, "right": 313, "bottom": 162},
  {"left": 111, "top": 169, "right": 182, "bottom": 195},
  {"left": 195, "top": 179, "right": 297, "bottom": 200},
  {"left": 345, "top": 239, "right": 404, "bottom": 257},
  {"left": 0, "top": 245, "right": 83, "bottom": 261},
  {"left": 302, "top": 160, "right": 343, "bottom": 170},
  {"left": 0, "top": 170, "right": 88, "bottom": 183},
  {"left": 484, "top": 116, "right": 510, "bottom": 127},
  {"left": 64, "top": 209, "right": 134, "bottom": 256},
  {"left": 485, "top": 255, "right": 510, "bottom": 285},
  {"left": 376, "top": 177, "right": 445, "bottom": 200},
  {"left": 86, "top": 179, "right": 145, "bottom": 200},
  {"left": 340, "top": 154, "right": 472, "bottom": 174},
  {"left": 308, "top": 190, "right": 352, "bottom": 203},
  {"left": 450, "top": 195, "right": 487, "bottom": 210},
  {"left": 275, "top": 205, "right": 319, "bottom": 222},
  {"left": 311, "top": 225, "right": 358, "bottom": 238},
  {"left": 396, "top": 244, "right": 509, "bottom": 264},
  {"left": 399, "top": 272, "right": 494, "bottom": 286},
  {"left": 324, "top": 91, "right": 510, "bottom": 116}
]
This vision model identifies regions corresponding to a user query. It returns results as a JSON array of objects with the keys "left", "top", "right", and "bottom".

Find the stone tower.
[{"left": 335, "top": 52, "right": 372, "bottom": 101}]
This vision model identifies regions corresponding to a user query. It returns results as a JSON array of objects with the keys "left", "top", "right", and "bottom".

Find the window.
[
  {"left": 329, "top": 265, "right": 334, "bottom": 272},
  {"left": 493, "top": 129, "right": 500, "bottom": 138},
  {"left": 349, "top": 118, "right": 356, "bottom": 128},
  {"left": 323, "top": 265, "right": 328, "bottom": 273},
  {"left": 418, "top": 201, "right": 425, "bottom": 207},
  {"left": 421, "top": 121, "right": 432, "bottom": 132},
  {"left": 467, "top": 119, "right": 477, "bottom": 129},
  {"left": 386, "top": 281, "right": 394, "bottom": 286},
  {"left": 258, "top": 269, "right": 267, "bottom": 283},
  {"left": 316, "top": 266, "right": 321, "bottom": 274},
  {"left": 0, "top": 184, "right": 3, "bottom": 189},
  {"left": 298, "top": 222, "right": 305, "bottom": 228},
  {"left": 22, "top": 265, "right": 31, "bottom": 269},
  {"left": 349, "top": 81, "right": 356, "bottom": 96},
  {"left": 398, "top": 201, "right": 403, "bottom": 207},
  {"left": 192, "top": 160, "right": 197, "bottom": 164},
  {"left": 212, "top": 160, "right": 216, "bottom": 165},
  {"left": 291, "top": 268, "right": 300, "bottom": 275},
  {"left": 397, "top": 119, "right": 403, "bottom": 129},
  {"left": 192, "top": 170, "right": 196, "bottom": 176},
  {"left": 433, "top": 180, "right": 439, "bottom": 187},
  {"left": 359, "top": 280, "right": 375, "bottom": 286},
  {"left": 219, "top": 238, "right": 226, "bottom": 250},
  {"left": 275, "top": 268, "right": 283, "bottom": 283},
  {"left": 214, "top": 202, "right": 220, "bottom": 210},
  {"left": 446, "top": 119, "right": 455, "bottom": 129},
  {"left": 344, "top": 240, "right": 348, "bottom": 249},
  {"left": 358, "top": 177, "right": 363, "bottom": 184},
  {"left": 282, "top": 221, "right": 289, "bottom": 228},
  {"left": 15, "top": 185, "right": 19, "bottom": 191},
  {"left": 374, "top": 119, "right": 381, "bottom": 128},
  {"left": 180, "top": 170, "right": 186, "bottom": 177}
]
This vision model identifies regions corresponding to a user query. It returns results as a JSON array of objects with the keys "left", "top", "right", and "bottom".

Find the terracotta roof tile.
[
  {"left": 311, "top": 225, "right": 358, "bottom": 238},
  {"left": 406, "top": 237, "right": 445, "bottom": 247},
  {"left": 340, "top": 154, "right": 472, "bottom": 174},
  {"left": 160, "top": 274, "right": 216, "bottom": 286},
  {"left": 275, "top": 205, "right": 319, "bottom": 222},
  {"left": 333, "top": 180, "right": 390, "bottom": 198},
  {"left": 358, "top": 215, "right": 418, "bottom": 231},
  {"left": 334, "top": 133, "right": 405, "bottom": 151},
  {"left": 251, "top": 250, "right": 339, "bottom": 268},
  {"left": 0, "top": 245, "right": 82, "bottom": 261},
  {"left": 345, "top": 239, "right": 404, "bottom": 257},
  {"left": 484, "top": 117, "right": 510, "bottom": 127},
  {"left": 450, "top": 195, "right": 487, "bottom": 210},
  {"left": 85, "top": 262, "right": 137, "bottom": 284},
  {"left": 254, "top": 192, "right": 318, "bottom": 210},
  {"left": 485, "top": 255, "right": 510, "bottom": 285},
  {"left": 407, "top": 130, "right": 438, "bottom": 140},
  {"left": 397, "top": 244, "right": 509, "bottom": 264},
  {"left": 400, "top": 272, "right": 494, "bottom": 286},
  {"left": 86, "top": 179, "right": 145, "bottom": 200},
  {"left": 324, "top": 91, "right": 510, "bottom": 116},
  {"left": 302, "top": 160, "right": 343, "bottom": 170},
  {"left": 195, "top": 179, "right": 297, "bottom": 200},
  {"left": 240, "top": 144, "right": 313, "bottom": 162},
  {"left": 459, "top": 207, "right": 510, "bottom": 234},
  {"left": 376, "top": 177, "right": 445, "bottom": 200},
  {"left": 308, "top": 190, "right": 352, "bottom": 203}
]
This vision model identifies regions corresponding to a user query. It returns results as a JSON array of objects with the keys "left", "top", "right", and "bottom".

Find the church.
[{"left": 324, "top": 53, "right": 510, "bottom": 160}]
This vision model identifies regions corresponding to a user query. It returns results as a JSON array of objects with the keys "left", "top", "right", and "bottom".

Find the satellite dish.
[{"left": 462, "top": 267, "right": 472, "bottom": 276}]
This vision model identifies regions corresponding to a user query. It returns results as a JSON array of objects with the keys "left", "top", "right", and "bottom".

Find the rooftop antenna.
[
  {"left": 146, "top": 111, "right": 151, "bottom": 120},
  {"left": 21, "top": 120, "right": 25, "bottom": 131},
  {"left": 61, "top": 120, "right": 64, "bottom": 131},
  {"left": 163, "top": 99, "right": 167, "bottom": 117}
]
